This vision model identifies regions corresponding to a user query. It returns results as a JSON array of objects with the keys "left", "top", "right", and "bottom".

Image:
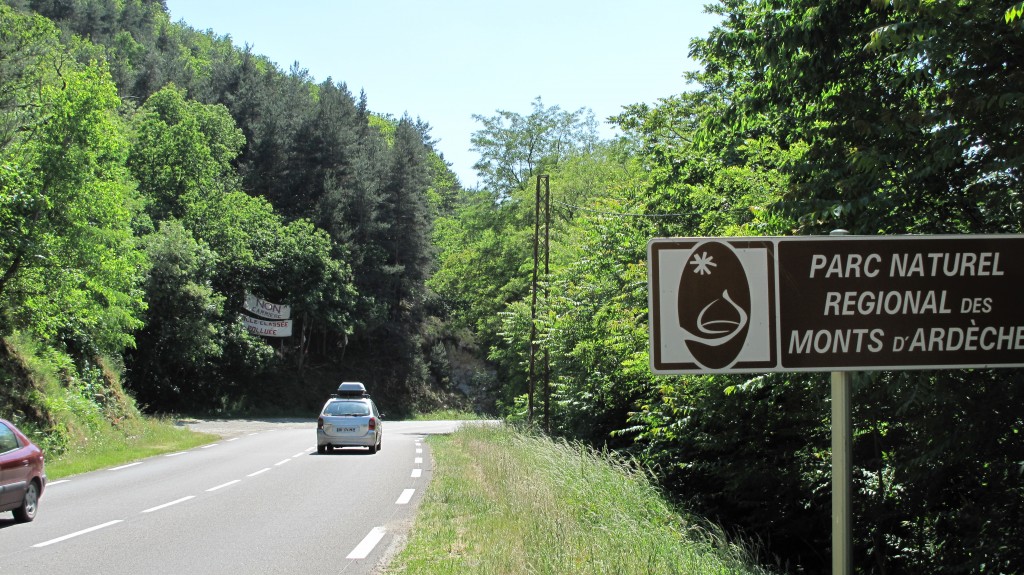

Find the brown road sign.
[{"left": 648, "top": 235, "right": 1024, "bottom": 374}]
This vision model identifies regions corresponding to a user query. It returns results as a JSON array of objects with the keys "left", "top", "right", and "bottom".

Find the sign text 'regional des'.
[{"left": 648, "top": 235, "right": 1024, "bottom": 374}]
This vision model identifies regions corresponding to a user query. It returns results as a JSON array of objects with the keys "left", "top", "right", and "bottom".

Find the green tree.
[
  {"left": 125, "top": 84, "right": 277, "bottom": 411},
  {"left": 128, "top": 219, "right": 224, "bottom": 408},
  {"left": 693, "top": 0, "right": 1024, "bottom": 236},
  {"left": 617, "top": 2, "right": 1024, "bottom": 572},
  {"left": 127, "top": 84, "right": 244, "bottom": 223},
  {"left": 265, "top": 218, "right": 356, "bottom": 365},
  {"left": 471, "top": 97, "right": 598, "bottom": 198},
  {"left": 0, "top": 5, "right": 146, "bottom": 355},
  {"left": 345, "top": 116, "right": 436, "bottom": 405}
]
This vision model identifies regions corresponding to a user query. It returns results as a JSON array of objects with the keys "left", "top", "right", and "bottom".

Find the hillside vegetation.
[
  {"left": 2, "top": 1, "right": 1023, "bottom": 573},
  {"left": 0, "top": 0, "right": 467, "bottom": 422}
]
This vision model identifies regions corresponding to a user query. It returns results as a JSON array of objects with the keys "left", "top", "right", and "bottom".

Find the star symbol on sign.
[{"left": 691, "top": 251, "right": 716, "bottom": 275}]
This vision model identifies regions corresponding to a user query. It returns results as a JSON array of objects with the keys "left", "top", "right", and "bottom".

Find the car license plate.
[{"left": 336, "top": 426, "right": 357, "bottom": 433}]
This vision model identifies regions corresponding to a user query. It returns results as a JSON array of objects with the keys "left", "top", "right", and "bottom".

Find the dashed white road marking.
[
  {"left": 346, "top": 527, "right": 386, "bottom": 559},
  {"left": 37, "top": 432, "right": 340, "bottom": 551},
  {"left": 109, "top": 462, "right": 142, "bottom": 471},
  {"left": 416, "top": 448, "right": 423, "bottom": 454},
  {"left": 411, "top": 469, "right": 422, "bottom": 478},
  {"left": 41, "top": 436, "right": 329, "bottom": 545},
  {"left": 142, "top": 496, "right": 194, "bottom": 513},
  {"left": 206, "top": 480, "right": 241, "bottom": 492},
  {"left": 227, "top": 437, "right": 240, "bottom": 442},
  {"left": 414, "top": 457, "right": 423, "bottom": 464},
  {"left": 396, "top": 489, "right": 415, "bottom": 505},
  {"left": 33, "top": 520, "right": 123, "bottom": 548}
]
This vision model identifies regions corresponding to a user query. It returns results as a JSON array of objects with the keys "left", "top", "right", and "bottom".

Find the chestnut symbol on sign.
[{"left": 677, "top": 241, "right": 752, "bottom": 369}]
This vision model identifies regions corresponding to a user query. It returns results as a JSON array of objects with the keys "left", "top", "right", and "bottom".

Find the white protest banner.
[
  {"left": 242, "top": 314, "right": 293, "bottom": 338},
  {"left": 244, "top": 293, "right": 291, "bottom": 320}
]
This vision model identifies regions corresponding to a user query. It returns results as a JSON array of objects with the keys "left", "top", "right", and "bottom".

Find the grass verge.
[
  {"left": 388, "top": 424, "right": 772, "bottom": 575},
  {"left": 407, "top": 409, "right": 488, "bottom": 421},
  {"left": 45, "top": 418, "right": 217, "bottom": 479},
  {"left": 1, "top": 333, "right": 219, "bottom": 480}
]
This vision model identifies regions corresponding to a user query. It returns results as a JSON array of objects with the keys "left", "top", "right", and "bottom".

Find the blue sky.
[{"left": 163, "top": 1, "right": 721, "bottom": 187}]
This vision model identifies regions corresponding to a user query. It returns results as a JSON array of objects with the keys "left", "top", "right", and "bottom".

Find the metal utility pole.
[
  {"left": 541, "top": 175, "right": 551, "bottom": 432},
  {"left": 528, "top": 174, "right": 550, "bottom": 427}
]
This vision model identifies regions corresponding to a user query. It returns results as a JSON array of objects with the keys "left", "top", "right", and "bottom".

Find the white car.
[{"left": 316, "top": 382, "right": 383, "bottom": 454}]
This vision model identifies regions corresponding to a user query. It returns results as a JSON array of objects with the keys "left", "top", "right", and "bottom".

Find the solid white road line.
[
  {"left": 248, "top": 468, "right": 271, "bottom": 477},
  {"left": 143, "top": 496, "right": 195, "bottom": 513},
  {"left": 396, "top": 489, "right": 415, "bottom": 505},
  {"left": 206, "top": 480, "right": 241, "bottom": 492},
  {"left": 47, "top": 479, "right": 71, "bottom": 486},
  {"left": 292, "top": 451, "right": 306, "bottom": 458},
  {"left": 346, "top": 527, "right": 387, "bottom": 559},
  {"left": 274, "top": 458, "right": 291, "bottom": 466},
  {"left": 411, "top": 469, "right": 422, "bottom": 478},
  {"left": 33, "top": 520, "right": 124, "bottom": 548},
  {"left": 109, "top": 462, "right": 143, "bottom": 471}
]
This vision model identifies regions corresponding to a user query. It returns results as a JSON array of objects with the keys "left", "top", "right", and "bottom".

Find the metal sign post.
[
  {"left": 830, "top": 229, "right": 853, "bottom": 575},
  {"left": 832, "top": 370, "right": 852, "bottom": 575}
]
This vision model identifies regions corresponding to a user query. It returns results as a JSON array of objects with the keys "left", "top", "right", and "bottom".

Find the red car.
[{"left": 0, "top": 418, "right": 46, "bottom": 522}]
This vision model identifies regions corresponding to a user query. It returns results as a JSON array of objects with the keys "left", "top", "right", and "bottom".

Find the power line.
[{"left": 551, "top": 199, "right": 691, "bottom": 219}]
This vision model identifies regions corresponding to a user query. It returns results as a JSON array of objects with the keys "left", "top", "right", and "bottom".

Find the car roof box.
[{"left": 335, "top": 381, "right": 369, "bottom": 397}]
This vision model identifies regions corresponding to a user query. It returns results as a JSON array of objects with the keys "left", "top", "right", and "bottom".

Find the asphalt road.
[{"left": 0, "top": 419, "right": 467, "bottom": 575}]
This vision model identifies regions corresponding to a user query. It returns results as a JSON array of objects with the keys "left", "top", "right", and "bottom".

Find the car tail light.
[
  {"left": 368, "top": 417, "right": 376, "bottom": 431},
  {"left": 317, "top": 417, "right": 324, "bottom": 430}
]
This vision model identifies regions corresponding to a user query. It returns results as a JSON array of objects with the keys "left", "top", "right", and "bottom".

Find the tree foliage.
[
  {"left": 0, "top": 5, "right": 146, "bottom": 355},
  {"left": 2, "top": 0, "right": 461, "bottom": 416},
  {"left": 431, "top": 3, "right": 1024, "bottom": 573},
  {"left": 6, "top": 0, "right": 1024, "bottom": 570},
  {"left": 471, "top": 97, "right": 598, "bottom": 198}
]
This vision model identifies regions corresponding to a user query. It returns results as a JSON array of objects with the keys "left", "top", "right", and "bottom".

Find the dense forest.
[
  {"left": 2, "top": 0, "right": 1023, "bottom": 573},
  {"left": 0, "top": 0, "right": 463, "bottom": 419}
]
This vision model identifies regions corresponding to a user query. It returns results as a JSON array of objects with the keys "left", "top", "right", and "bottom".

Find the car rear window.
[
  {"left": 323, "top": 401, "right": 370, "bottom": 416},
  {"left": 0, "top": 424, "right": 19, "bottom": 453}
]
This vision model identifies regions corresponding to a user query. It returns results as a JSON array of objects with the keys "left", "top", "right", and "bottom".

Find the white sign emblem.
[{"left": 649, "top": 239, "right": 776, "bottom": 373}]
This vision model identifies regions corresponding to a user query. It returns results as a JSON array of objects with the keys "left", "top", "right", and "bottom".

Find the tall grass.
[
  {"left": 389, "top": 424, "right": 772, "bottom": 575},
  {"left": 407, "top": 409, "right": 488, "bottom": 421},
  {"left": 2, "top": 333, "right": 217, "bottom": 479}
]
